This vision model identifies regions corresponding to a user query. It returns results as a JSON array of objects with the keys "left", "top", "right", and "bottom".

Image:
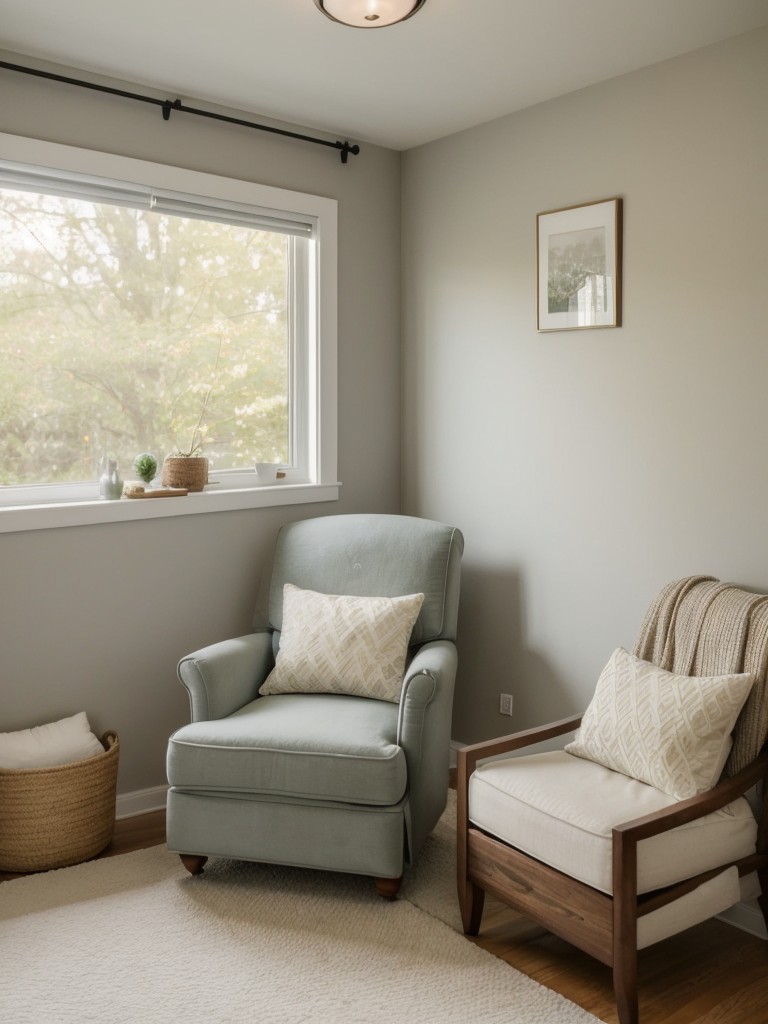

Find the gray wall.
[
  {"left": 0, "top": 57, "right": 402, "bottom": 794},
  {"left": 4, "top": 26, "right": 768, "bottom": 792},
  {"left": 402, "top": 28, "right": 768, "bottom": 743}
]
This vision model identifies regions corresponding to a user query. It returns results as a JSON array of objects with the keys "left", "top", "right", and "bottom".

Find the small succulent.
[{"left": 133, "top": 452, "right": 158, "bottom": 485}]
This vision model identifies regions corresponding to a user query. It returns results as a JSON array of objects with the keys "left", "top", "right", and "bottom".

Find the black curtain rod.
[{"left": 0, "top": 59, "right": 361, "bottom": 164}]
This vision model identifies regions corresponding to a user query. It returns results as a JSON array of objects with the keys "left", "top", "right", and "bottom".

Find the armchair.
[
  {"left": 167, "top": 513, "right": 463, "bottom": 898},
  {"left": 458, "top": 576, "right": 768, "bottom": 1024}
]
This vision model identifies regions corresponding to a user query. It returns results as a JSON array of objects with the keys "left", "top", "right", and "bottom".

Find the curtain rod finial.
[{"left": 339, "top": 142, "right": 360, "bottom": 163}]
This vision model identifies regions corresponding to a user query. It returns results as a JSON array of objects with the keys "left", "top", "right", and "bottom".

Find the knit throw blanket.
[{"left": 633, "top": 575, "right": 768, "bottom": 775}]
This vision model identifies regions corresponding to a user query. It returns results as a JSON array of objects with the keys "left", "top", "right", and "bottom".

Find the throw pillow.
[
  {"left": 259, "top": 584, "right": 425, "bottom": 703},
  {"left": 0, "top": 712, "right": 104, "bottom": 770},
  {"left": 565, "top": 647, "right": 754, "bottom": 799}
]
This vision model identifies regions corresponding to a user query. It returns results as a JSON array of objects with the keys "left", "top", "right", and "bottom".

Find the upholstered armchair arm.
[
  {"left": 397, "top": 640, "right": 459, "bottom": 863},
  {"left": 177, "top": 632, "right": 275, "bottom": 722}
]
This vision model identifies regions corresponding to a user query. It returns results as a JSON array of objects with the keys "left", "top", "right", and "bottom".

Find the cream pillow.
[
  {"left": 259, "top": 584, "right": 425, "bottom": 703},
  {"left": 565, "top": 647, "right": 754, "bottom": 800},
  {"left": 0, "top": 712, "right": 104, "bottom": 770}
]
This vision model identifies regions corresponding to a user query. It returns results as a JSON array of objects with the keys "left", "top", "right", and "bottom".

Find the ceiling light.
[{"left": 314, "top": 0, "right": 426, "bottom": 29}]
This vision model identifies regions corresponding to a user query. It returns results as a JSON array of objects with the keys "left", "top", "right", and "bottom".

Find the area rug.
[{"left": 0, "top": 793, "right": 602, "bottom": 1024}]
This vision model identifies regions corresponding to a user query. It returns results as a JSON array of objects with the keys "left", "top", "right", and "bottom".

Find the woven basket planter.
[
  {"left": 161, "top": 456, "right": 208, "bottom": 492},
  {"left": 0, "top": 731, "right": 119, "bottom": 873}
]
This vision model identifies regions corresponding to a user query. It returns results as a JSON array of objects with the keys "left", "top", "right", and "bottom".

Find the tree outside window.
[{"left": 0, "top": 188, "right": 291, "bottom": 486}]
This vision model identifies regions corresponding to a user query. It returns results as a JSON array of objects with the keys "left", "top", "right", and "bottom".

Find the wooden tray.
[{"left": 124, "top": 487, "right": 188, "bottom": 499}]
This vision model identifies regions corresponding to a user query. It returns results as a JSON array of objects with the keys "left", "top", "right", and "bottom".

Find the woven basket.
[
  {"left": 162, "top": 456, "right": 208, "bottom": 492},
  {"left": 0, "top": 731, "right": 119, "bottom": 873}
]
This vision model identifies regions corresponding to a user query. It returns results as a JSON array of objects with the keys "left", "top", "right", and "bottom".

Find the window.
[{"left": 0, "top": 134, "right": 338, "bottom": 530}]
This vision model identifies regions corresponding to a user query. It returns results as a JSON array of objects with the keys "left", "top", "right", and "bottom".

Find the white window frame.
[{"left": 0, "top": 133, "right": 339, "bottom": 534}]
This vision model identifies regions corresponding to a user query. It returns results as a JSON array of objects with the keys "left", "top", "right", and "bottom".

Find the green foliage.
[
  {"left": 0, "top": 189, "right": 291, "bottom": 486},
  {"left": 133, "top": 452, "right": 158, "bottom": 484},
  {"left": 547, "top": 231, "right": 606, "bottom": 314}
]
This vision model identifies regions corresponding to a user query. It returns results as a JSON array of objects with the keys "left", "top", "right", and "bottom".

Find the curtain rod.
[{"left": 0, "top": 59, "right": 361, "bottom": 164}]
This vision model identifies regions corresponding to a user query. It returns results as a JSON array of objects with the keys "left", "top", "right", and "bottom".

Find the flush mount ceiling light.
[{"left": 314, "top": 0, "right": 426, "bottom": 29}]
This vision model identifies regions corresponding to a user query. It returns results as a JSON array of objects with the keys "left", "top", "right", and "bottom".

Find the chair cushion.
[
  {"left": 565, "top": 647, "right": 754, "bottom": 799},
  {"left": 468, "top": 751, "right": 757, "bottom": 895},
  {"left": 259, "top": 584, "right": 424, "bottom": 702},
  {"left": 168, "top": 692, "right": 406, "bottom": 806}
]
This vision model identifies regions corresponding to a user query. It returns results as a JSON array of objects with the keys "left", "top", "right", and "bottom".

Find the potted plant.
[
  {"left": 161, "top": 443, "right": 209, "bottom": 492},
  {"left": 133, "top": 453, "right": 158, "bottom": 487},
  {"left": 161, "top": 342, "right": 222, "bottom": 492},
  {"left": 161, "top": 405, "right": 210, "bottom": 493}
]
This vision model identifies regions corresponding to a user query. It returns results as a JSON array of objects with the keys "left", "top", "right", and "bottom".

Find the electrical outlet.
[{"left": 499, "top": 693, "right": 514, "bottom": 716}]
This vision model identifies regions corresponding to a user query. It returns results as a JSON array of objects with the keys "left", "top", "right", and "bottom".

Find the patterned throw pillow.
[
  {"left": 565, "top": 647, "right": 754, "bottom": 799},
  {"left": 259, "top": 584, "right": 425, "bottom": 703}
]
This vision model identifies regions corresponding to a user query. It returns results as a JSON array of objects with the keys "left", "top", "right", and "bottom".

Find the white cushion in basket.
[
  {"left": 0, "top": 712, "right": 104, "bottom": 770},
  {"left": 468, "top": 750, "right": 757, "bottom": 896}
]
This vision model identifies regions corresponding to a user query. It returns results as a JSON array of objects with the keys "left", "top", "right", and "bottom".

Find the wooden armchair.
[{"left": 457, "top": 576, "right": 768, "bottom": 1024}]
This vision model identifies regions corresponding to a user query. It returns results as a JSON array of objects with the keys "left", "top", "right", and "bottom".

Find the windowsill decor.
[{"left": 161, "top": 456, "right": 209, "bottom": 492}]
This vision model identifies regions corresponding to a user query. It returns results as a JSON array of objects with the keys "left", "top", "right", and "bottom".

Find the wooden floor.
[{"left": 3, "top": 810, "right": 766, "bottom": 1023}]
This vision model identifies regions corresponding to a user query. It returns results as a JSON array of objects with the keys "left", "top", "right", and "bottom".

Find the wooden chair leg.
[
  {"left": 180, "top": 854, "right": 208, "bottom": 875},
  {"left": 374, "top": 876, "right": 402, "bottom": 900},
  {"left": 459, "top": 879, "right": 485, "bottom": 936},
  {"left": 613, "top": 831, "right": 639, "bottom": 1024},
  {"left": 613, "top": 945, "right": 639, "bottom": 1024}
]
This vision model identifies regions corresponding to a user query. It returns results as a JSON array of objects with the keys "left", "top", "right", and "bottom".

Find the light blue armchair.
[{"left": 166, "top": 513, "right": 463, "bottom": 897}]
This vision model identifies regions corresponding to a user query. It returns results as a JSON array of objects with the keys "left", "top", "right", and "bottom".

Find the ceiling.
[{"left": 1, "top": 0, "right": 767, "bottom": 151}]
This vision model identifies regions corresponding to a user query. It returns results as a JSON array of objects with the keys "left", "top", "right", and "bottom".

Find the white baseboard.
[
  {"left": 116, "top": 784, "right": 168, "bottom": 819},
  {"left": 716, "top": 901, "right": 767, "bottom": 940}
]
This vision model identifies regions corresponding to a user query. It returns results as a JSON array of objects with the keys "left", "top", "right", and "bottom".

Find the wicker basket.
[
  {"left": 0, "top": 731, "right": 119, "bottom": 873},
  {"left": 162, "top": 456, "right": 208, "bottom": 491}
]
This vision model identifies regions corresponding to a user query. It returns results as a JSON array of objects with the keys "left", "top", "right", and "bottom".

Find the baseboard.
[
  {"left": 116, "top": 784, "right": 168, "bottom": 819},
  {"left": 716, "top": 901, "right": 767, "bottom": 940}
]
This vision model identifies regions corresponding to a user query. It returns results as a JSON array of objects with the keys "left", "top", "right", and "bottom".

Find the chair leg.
[
  {"left": 374, "top": 876, "right": 402, "bottom": 900},
  {"left": 180, "top": 854, "right": 208, "bottom": 875},
  {"left": 613, "top": 943, "right": 639, "bottom": 1024},
  {"left": 459, "top": 879, "right": 485, "bottom": 936},
  {"left": 612, "top": 828, "right": 639, "bottom": 1024}
]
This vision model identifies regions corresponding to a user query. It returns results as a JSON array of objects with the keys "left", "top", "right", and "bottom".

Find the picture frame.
[{"left": 536, "top": 197, "right": 622, "bottom": 332}]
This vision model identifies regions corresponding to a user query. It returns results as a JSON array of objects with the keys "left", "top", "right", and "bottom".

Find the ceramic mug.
[{"left": 255, "top": 462, "right": 279, "bottom": 483}]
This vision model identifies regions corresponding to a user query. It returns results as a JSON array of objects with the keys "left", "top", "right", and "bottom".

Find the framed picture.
[{"left": 537, "top": 197, "right": 622, "bottom": 332}]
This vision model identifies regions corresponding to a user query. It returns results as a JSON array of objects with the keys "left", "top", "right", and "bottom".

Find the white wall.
[
  {"left": 402, "top": 28, "right": 768, "bottom": 743},
  {"left": 0, "top": 56, "right": 402, "bottom": 794}
]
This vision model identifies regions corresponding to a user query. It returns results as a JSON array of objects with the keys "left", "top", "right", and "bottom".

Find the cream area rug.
[{"left": 0, "top": 793, "right": 602, "bottom": 1024}]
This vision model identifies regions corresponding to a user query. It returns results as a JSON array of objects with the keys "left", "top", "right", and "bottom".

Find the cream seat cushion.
[{"left": 468, "top": 751, "right": 757, "bottom": 896}]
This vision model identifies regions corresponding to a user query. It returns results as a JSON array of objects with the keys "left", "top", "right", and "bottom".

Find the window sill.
[{"left": 0, "top": 482, "right": 341, "bottom": 534}]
